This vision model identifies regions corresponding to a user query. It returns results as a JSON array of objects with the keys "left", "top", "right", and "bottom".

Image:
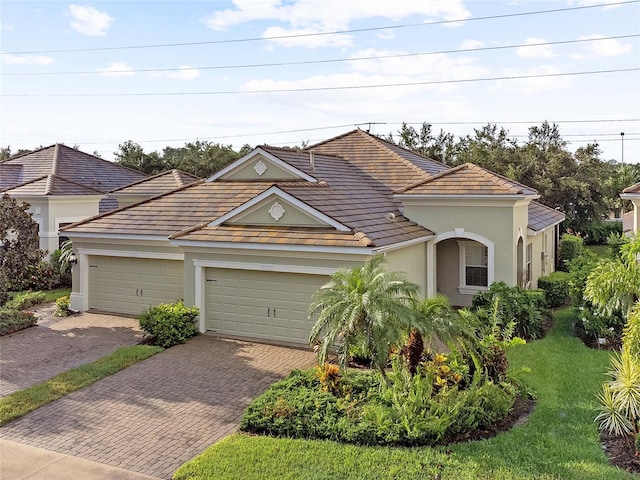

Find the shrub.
[
  {"left": 566, "top": 250, "right": 599, "bottom": 305},
  {"left": 0, "top": 269, "right": 8, "bottom": 306},
  {"left": 583, "top": 221, "right": 622, "bottom": 245},
  {"left": 49, "top": 249, "right": 72, "bottom": 287},
  {"left": 0, "top": 309, "right": 37, "bottom": 335},
  {"left": 55, "top": 296, "right": 70, "bottom": 317},
  {"left": 5, "top": 291, "right": 45, "bottom": 311},
  {"left": 472, "top": 282, "right": 545, "bottom": 340},
  {"left": 537, "top": 271, "right": 570, "bottom": 308},
  {"left": 574, "top": 306, "right": 624, "bottom": 342},
  {"left": 559, "top": 234, "right": 584, "bottom": 271},
  {"left": 607, "top": 232, "right": 629, "bottom": 260},
  {"left": 138, "top": 300, "right": 199, "bottom": 348}
]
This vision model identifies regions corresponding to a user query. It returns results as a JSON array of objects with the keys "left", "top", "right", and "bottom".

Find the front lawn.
[
  {"left": 173, "top": 308, "right": 634, "bottom": 480},
  {"left": 7, "top": 288, "right": 71, "bottom": 305}
]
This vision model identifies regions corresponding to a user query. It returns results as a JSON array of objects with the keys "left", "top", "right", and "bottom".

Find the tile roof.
[
  {"left": 109, "top": 169, "right": 200, "bottom": 195},
  {"left": 1, "top": 144, "right": 147, "bottom": 194},
  {"left": 622, "top": 182, "right": 640, "bottom": 194},
  {"left": 0, "top": 174, "right": 104, "bottom": 196},
  {"left": 306, "top": 129, "right": 448, "bottom": 191},
  {"left": 397, "top": 163, "right": 538, "bottom": 196},
  {"left": 528, "top": 201, "right": 565, "bottom": 231}
]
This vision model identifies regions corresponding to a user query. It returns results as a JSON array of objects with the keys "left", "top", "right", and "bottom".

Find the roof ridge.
[
  {"left": 395, "top": 163, "right": 467, "bottom": 193},
  {"left": 0, "top": 174, "right": 48, "bottom": 193},
  {"left": 44, "top": 174, "right": 54, "bottom": 195},
  {"left": 51, "top": 144, "right": 60, "bottom": 175},
  {"left": 356, "top": 130, "right": 432, "bottom": 182},
  {"left": 468, "top": 163, "right": 536, "bottom": 194},
  {"left": 171, "top": 169, "right": 184, "bottom": 188}
]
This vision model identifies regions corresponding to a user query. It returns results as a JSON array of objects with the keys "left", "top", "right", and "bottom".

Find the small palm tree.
[
  {"left": 308, "top": 256, "right": 419, "bottom": 384},
  {"left": 584, "top": 236, "right": 640, "bottom": 319}
]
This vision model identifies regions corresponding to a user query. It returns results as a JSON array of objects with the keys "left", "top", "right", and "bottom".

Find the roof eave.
[
  {"left": 395, "top": 193, "right": 540, "bottom": 201},
  {"left": 169, "top": 239, "right": 374, "bottom": 255}
]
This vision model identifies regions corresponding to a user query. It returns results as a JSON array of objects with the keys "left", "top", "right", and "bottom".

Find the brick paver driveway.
[
  {"left": 0, "top": 334, "right": 317, "bottom": 479},
  {"left": 0, "top": 310, "right": 143, "bottom": 397}
]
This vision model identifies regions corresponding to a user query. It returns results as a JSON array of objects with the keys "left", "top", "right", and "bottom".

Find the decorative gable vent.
[
  {"left": 254, "top": 160, "right": 267, "bottom": 176},
  {"left": 268, "top": 202, "right": 286, "bottom": 221}
]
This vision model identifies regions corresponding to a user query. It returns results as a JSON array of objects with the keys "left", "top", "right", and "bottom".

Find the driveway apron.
[{"left": 0, "top": 335, "right": 317, "bottom": 479}]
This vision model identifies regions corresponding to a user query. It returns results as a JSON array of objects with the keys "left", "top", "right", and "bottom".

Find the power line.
[
  {"left": 3, "top": 67, "right": 637, "bottom": 97},
  {"left": 4, "top": 34, "right": 637, "bottom": 77},
  {"left": 1, "top": 0, "right": 637, "bottom": 55}
]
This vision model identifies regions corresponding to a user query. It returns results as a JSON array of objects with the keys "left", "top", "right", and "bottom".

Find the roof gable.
[
  {"left": 210, "top": 186, "right": 350, "bottom": 231},
  {"left": 207, "top": 148, "right": 317, "bottom": 183},
  {"left": 397, "top": 163, "right": 538, "bottom": 197},
  {"left": 622, "top": 181, "right": 640, "bottom": 195}
]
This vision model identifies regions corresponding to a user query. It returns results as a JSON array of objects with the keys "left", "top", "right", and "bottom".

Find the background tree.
[{"left": 0, "top": 194, "right": 46, "bottom": 291}]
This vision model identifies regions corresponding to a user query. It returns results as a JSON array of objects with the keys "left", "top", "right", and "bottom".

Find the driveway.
[
  {"left": 0, "top": 309, "right": 143, "bottom": 397},
  {"left": 0, "top": 333, "right": 317, "bottom": 479}
]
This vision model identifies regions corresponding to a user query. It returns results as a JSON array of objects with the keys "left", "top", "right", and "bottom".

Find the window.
[
  {"left": 458, "top": 241, "right": 488, "bottom": 293},
  {"left": 526, "top": 243, "right": 533, "bottom": 285}
]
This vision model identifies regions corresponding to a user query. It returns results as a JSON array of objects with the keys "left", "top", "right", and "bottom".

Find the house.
[
  {"left": 0, "top": 144, "right": 147, "bottom": 254},
  {"left": 62, "top": 129, "right": 564, "bottom": 346},
  {"left": 621, "top": 182, "right": 640, "bottom": 234}
]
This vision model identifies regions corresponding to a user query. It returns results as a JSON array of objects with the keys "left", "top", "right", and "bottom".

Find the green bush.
[
  {"left": 537, "top": 271, "right": 570, "bottom": 308},
  {"left": 0, "top": 309, "right": 37, "bottom": 335},
  {"left": 54, "top": 296, "right": 70, "bottom": 317},
  {"left": 583, "top": 221, "right": 622, "bottom": 245},
  {"left": 138, "top": 300, "right": 199, "bottom": 348},
  {"left": 0, "top": 269, "right": 8, "bottom": 306},
  {"left": 566, "top": 250, "right": 599, "bottom": 305},
  {"left": 5, "top": 291, "right": 45, "bottom": 311},
  {"left": 471, "top": 282, "right": 546, "bottom": 340},
  {"left": 49, "top": 249, "right": 72, "bottom": 287},
  {"left": 559, "top": 234, "right": 584, "bottom": 271},
  {"left": 607, "top": 231, "right": 629, "bottom": 260},
  {"left": 240, "top": 364, "right": 516, "bottom": 447}
]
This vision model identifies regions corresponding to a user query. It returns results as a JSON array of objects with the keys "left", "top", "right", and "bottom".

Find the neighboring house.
[
  {"left": 62, "top": 129, "right": 564, "bottom": 346},
  {"left": 621, "top": 182, "right": 640, "bottom": 234},
  {"left": 108, "top": 169, "right": 200, "bottom": 209},
  {"left": 0, "top": 144, "right": 147, "bottom": 254}
]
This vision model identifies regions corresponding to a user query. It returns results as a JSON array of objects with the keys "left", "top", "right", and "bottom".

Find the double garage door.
[
  {"left": 205, "top": 268, "right": 328, "bottom": 345},
  {"left": 88, "top": 256, "right": 184, "bottom": 316}
]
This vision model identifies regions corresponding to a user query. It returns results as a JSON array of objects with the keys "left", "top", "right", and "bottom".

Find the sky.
[{"left": 1, "top": 0, "right": 639, "bottom": 164}]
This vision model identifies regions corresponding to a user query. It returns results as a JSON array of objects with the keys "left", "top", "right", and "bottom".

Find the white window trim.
[{"left": 457, "top": 240, "right": 489, "bottom": 295}]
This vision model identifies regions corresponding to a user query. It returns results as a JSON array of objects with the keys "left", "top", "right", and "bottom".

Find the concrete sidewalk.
[{"left": 0, "top": 439, "right": 160, "bottom": 480}]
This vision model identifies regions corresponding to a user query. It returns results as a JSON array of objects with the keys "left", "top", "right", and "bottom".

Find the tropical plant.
[
  {"left": 584, "top": 236, "right": 640, "bottom": 319},
  {"left": 308, "top": 256, "right": 420, "bottom": 384}
]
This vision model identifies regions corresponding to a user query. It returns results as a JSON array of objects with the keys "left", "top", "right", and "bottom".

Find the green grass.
[
  {"left": 0, "top": 345, "right": 162, "bottom": 426},
  {"left": 7, "top": 288, "right": 71, "bottom": 305},
  {"left": 173, "top": 308, "right": 634, "bottom": 480}
]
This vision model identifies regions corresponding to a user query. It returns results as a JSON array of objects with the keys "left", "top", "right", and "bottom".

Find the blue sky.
[{"left": 1, "top": 0, "right": 639, "bottom": 164}]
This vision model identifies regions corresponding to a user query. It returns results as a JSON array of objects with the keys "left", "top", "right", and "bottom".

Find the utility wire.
[
  {"left": 4, "top": 67, "right": 637, "bottom": 97},
  {"left": 4, "top": 34, "right": 637, "bottom": 77},
  {"left": 1, "top": 0, "right": 637, "bottom": 55}
]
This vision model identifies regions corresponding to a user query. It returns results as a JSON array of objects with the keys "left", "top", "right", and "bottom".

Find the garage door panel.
[
  {"left": 205, "top": 268, "right": 328, "bottom": 344},
  {"left": 89, "top": 256, "right": 184, "bottom": 316}
]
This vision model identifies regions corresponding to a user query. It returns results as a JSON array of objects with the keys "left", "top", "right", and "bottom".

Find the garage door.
[
  {"left": 205, "top": 268, "right": 328, "bottom": 345},
  {"left": 89, "top": 256, "right": 184, "bottom": 315}
]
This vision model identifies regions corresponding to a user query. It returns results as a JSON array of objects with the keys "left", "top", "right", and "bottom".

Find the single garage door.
[
  {"left": 89, "top": 256, "right": 184, "bottom": 315},
  {"left": 205, "top": 268, "right": 328, "bottom": 345}
]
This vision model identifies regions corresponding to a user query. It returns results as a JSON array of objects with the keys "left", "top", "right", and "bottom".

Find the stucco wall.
[
  {"left": 383, "top": 242, "right": 427, "bottom": 295},
  {"left": 224, "top": 155, "right": 301, "bottom": 181},
  {"left": 228, "top": 194, "right": 327, "bottom": 227}
]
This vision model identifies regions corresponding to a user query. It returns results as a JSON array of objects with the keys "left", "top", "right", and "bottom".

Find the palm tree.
[
  {"left": 584, "top": 236, "right": 640, "bottom": 319},
  {"left": 308, "top": 256, "right": 419, "bottom": 384}
]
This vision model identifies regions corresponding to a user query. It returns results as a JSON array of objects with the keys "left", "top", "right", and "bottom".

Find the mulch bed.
[{"left": 601, "top": 433, "right": 640, "bottom": 474}]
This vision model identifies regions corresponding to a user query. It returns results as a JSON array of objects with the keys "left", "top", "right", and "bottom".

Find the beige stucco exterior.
[
  {"left": 13, "top": 195, "right": 103, "bottom": 257},
  {"left": 227, "top": 194, "right": 328, "bottom": 227},
  {"left": 222, "top": 154, "right": 302, "bottom": 181}
]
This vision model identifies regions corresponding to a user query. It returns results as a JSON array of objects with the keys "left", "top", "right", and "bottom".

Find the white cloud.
[
  {"left": 579, "top": 35, "right": 633, "bottom": 57},
  {"left": 96, "top": 62, "right": 134, "bottom": 77},
  {"left": 2, "top": 54, "right": 54, "bottom": 65},
  {"left": 262, "top": 26, "right": 352, "bottom": 48},
  {"left": 203, "top": 0, "right": 470, "bottom": 48},
  {"left": 571, "top": 0, "right": 622, "bottom": 10},
  {"left": 150, "top": 66, "right": 201, "bottom": 81},
  {"left": 459, "top": 39, "right": 484, "bottom": 50},
  {"left": 515, "top": 38, "right": 556, "bottom": 58},
  {"left": 495, "top": 65, "right": 572, "bottom": 95},
  {"left": 0, "top": 22, "right": 14, "bottom": 31},
  {"left": 68, "top": 5, "right": 113, "bottom": 36}
]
